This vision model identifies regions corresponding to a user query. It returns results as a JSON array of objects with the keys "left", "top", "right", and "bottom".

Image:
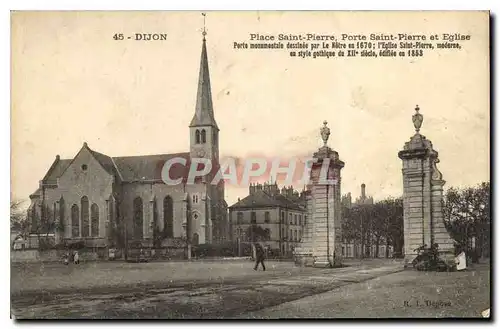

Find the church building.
[{"left": 26, "top": 34, "right": 228, "bottom": 251}]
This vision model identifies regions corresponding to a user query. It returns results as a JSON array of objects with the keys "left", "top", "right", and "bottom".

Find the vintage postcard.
[{"left": 10, "top": 11, "right": 490, "bottom": 319}]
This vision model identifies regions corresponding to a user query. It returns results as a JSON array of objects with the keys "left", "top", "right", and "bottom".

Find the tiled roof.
[
  {"left": 89, "top": 149, "right": 121, "bottom": 179},
  {"left": 43, "top": 159, "right": 71, "bottom": 183},
  {"left": 37, "top": 147, "right": 192, "bottom": 195},
  {"left": 229, "top": 189, "right": 305, "bottom": 211},
  {"left": 113, "top": 152, "right": 190, "bottom": 181}
]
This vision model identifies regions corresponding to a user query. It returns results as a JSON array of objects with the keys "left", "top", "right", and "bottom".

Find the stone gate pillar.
[
  {"left": 398, "top": 106, "right": 455, "bottom": 266},
  {"left": 294, "top": 121, "right": 344, "bottom": 267}
]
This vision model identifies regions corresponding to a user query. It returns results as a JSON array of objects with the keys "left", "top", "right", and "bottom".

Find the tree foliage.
[
  {"left": 246, "top": 225, "right": 270, "bottom": 242},
  {"left": 342, "top": 197, "right": 403, "bottom": 258},
  {"left": 443, "top": 182, "right": 490, "bottom": 258},
  {"left": 10, "top": 200, "right": 27, "bottom": 233}
]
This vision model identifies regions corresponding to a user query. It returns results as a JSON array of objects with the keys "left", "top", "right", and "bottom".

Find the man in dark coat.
[{"left": 254, "top": 243, "right": 266, "bottom": 271}]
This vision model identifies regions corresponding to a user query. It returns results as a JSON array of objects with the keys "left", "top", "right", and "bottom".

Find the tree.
[
  {"left": 371, "top": 202, "right": 388, "bottom": 258},
  {"left": 444, "top": 182, "right": 490, "bottom": 259},
  {"left": 342, "top": 204, "right": 373, "bottom": 258},
  {"left": 28, "top": 204, "right": 58, "bottom": 250},
  {"left": 11, "top": 200, "right": 28, "bottom": 234},
  {"left": 341, "top": 197, "right": 403, "bottom": 259},
  {"left": 246, "top": 225, "right": 270, "bottom": 242},
  {"left": 380, "top": 197, "right": 403, "bottom": 257}
]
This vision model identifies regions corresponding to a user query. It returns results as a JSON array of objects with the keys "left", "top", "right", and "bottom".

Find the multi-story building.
[{"left": 229, "top": 182, "right": 307, "bottom": 257}]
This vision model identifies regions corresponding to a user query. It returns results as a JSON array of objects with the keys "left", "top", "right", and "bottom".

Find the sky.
[{"left": 11, "top": 11, "right": 490, "bottom": 207}]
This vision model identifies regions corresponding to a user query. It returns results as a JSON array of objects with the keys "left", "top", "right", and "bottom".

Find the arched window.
[
  {"left": 133, "top": 197, "right": 143, "bottom": 239},
  {"left": 163, "top": 196, "right": 174, "bottom": 238},
  {"left": 91, "top": 203, "right": 99, "bottom": 237},
  {"left": 71, "top": 204, "right": 79, "bottom": 237},
  {"left": 81, "top": 196, "right": 89, "bottom": 237},
  {"left": 195, "top": 130, "right": 201, "bottom": 144},
  {"left": 201, "top": 129, "right": 206, "bottom": 143},
  {"left": 59, "top": 197, "right": 65, "bottom": 231}
]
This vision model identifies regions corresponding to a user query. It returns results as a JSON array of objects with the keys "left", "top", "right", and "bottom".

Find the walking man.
[
  {"left": 74, "top": 250, "right": 80, "bottom": 264},
  {"left": 253, "top": 243, "right": 266, "bottom": 271}
]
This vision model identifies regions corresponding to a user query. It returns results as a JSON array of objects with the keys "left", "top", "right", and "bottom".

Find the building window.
[
  {"left": 81, "top": 196, "right": 89, "bottom": 237},
  {"left": 59, "top": 197, "right": 65, "bottom": 229},
  {"left": 250, "top": 212, "right": 256, "bottom": 224},
  {"left": 201, "top": 129, "right": 206, "bottom": 144},
  {"left": 71, "top": 204, "right": 79, "bottom": 237},
  {"left": 294, "top": 214, "right": 297, "bottom": 225},
  {"left": 91, "top": 203, "right": 99, "bottom": 237},
  {"left": 133, "top": 197, "right": 143, "bottom": 240},
  {"left": 294, "top": 230, "right": 297, "bottom": 241},
  {"left": 289, "top": 213, "right": 292, "bottom": 225},
  {"left": 281, "top": 228, "right": 285, "bottom": 240},
  {"left": 195, "top": 130, "right": 201, "bottom": 144},
  {"left": 237, "top": 212, "right": 243, "bottom": 225},
  {"left": 264, "top": 228, "right": 270, "bottom": 239},
  {"left": 280, "top": 211, "right": 284, "bottom": 223},
  {"left": 164, "top": 196, "right": 174, "bottom": 238},
  {"left": 192, "top": 194, "right": 199, "bottom": 204},
  {"left": 290, "top": 229, "right": 293, "bottom": 240},
  {"left": 304, "top": 215, "right": 307, "bottom": 226},
  {"left": 264, "top": 211, "right": 270, "bottom": 223}
]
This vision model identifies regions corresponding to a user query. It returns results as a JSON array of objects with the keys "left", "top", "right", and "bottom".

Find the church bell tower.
[{"left": 189, "top": 29, "right": 219, "bottom": 163}]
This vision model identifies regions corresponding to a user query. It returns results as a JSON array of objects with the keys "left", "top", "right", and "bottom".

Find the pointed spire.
[{"left": 190, "top": 14, "right": 219, "bottom": 130}]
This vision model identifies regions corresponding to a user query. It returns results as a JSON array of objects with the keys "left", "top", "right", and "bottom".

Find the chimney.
[
  {"left": 361, "top": 183, "right": 366, "bottom": 199},
  {"left": 249, "top": 183, "right": 255, "bottom": 195},
  {"left": 269, "top": 182, "right": 278, "bottom": 196}
]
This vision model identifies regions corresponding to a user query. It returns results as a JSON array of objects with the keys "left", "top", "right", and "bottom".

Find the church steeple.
[{"left": 189, "top": 30, "right": 219, "bottom": 130}]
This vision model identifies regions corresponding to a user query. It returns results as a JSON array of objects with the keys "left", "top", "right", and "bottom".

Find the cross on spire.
[{"left": 202, "top": 12, "right": 207, "bottom": 40}]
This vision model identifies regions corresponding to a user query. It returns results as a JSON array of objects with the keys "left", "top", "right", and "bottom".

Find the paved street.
[
  {"left": 10, "top": 259, "right": 489, "bottom": 319},
  {"left": 240, "top": 263, "right": 491, "bottom": 319}
]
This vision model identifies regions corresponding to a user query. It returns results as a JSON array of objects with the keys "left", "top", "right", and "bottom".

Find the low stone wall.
[{"left": 11, "top": 249, "right": 104, "bottom": 263}]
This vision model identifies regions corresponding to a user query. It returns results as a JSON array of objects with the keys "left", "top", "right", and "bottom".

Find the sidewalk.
[{"left": 239, "top": 263, "right": 490, "bottom": 318}]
